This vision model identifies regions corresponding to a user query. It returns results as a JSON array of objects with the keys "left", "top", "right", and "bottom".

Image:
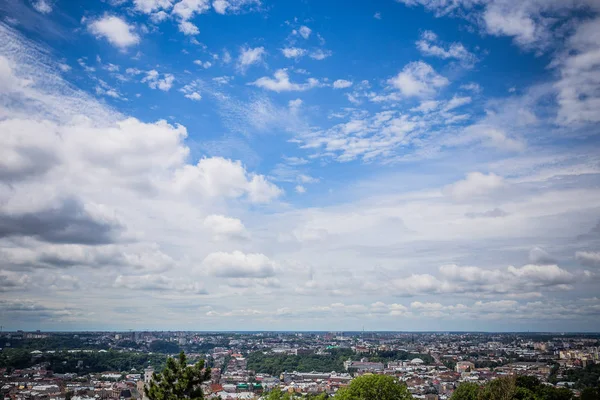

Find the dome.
[{"left": 411, "top": 358, "right": 424, "bottom": 364}]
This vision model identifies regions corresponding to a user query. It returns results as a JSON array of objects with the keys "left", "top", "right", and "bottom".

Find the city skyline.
[{"left": 0, "top": 0, "right": 599, "bottom": 332}]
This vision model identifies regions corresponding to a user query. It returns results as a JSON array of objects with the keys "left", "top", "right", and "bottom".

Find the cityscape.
[
  {"left": 1, "top": 331, "right": 599, "bottom": 399},
  {"left": 1, "top": 0, "right": 600, "bottom": 399}
]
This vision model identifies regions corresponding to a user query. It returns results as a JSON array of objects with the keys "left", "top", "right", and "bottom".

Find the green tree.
[
  {"left": 480, "top": 376, "right": 517, "bottom": 400},
  {"left": 334, "top": 374, "right": 413, "bottom": 400},
  {"left": 145, "top": 352, "right": 210, "bottom": 400},
  {"left": 580, "top": 388, "right": 600, "bottom": 400},
  {"left": 451, "top": 382, "right": 481, "bottom": 400}
]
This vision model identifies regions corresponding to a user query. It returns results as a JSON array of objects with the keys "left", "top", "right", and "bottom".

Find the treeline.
[
  {"left": 247, "top": 349, "right": 353, "bottom": 375},
  {"left": 1, "top": 335, "right": 107, "bottom": 351},
  {"left": 559, "top": 364, "right": 600, "bottom": 390},
  {"left": 0, "top": 349, "right": 167, "bottom": 373},
  {"left": 246, "top": 349, "right": 436, "bottom": 376},
  {"left": 451, "top": 376, "right": 586, "bottom": 400},
  {"left": 367, "top": 350, "right": 435, "bottom": 364},
  {"left": 263, "top": 375, "right": 412, "bottom": 400}
]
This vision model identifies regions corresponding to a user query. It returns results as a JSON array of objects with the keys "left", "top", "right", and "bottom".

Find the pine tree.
[{"left": 145, "top": 352, "right": 211, "bottom": 400}]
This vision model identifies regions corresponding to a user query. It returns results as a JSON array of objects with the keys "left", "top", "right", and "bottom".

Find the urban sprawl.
[{"left": 1, "top": 331, "right": 599, "bottom": 400}]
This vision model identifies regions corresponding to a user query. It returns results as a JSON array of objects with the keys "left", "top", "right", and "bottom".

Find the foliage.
[
  {"left": 561, "top": 364, "right": 600, "bottom": 389},
  {"left": 149, "top": 340, "right": 181, "bottom": 354},
  {"left": 145, "top": 352, "right": 210, "bottom": 400},
  {"left": 451, "top": 376, "right": 574, "bottom": 400},
  {"left": 0, "top": 335, "right": 107, "bottom": 350},
  {"left": 452, "top": 383, "right": 481, "bottom": 400},
  {"left": 334, "top": 374, "right": 413, "bottom": 400},
  {"left": 367, "top": 350, "right": 435, "bottom": 365},
  {"left": 264, "top": 388, "right": 329, "bottom": 400},
  {"left": 247, "top": 349, "right": 353, "bottom": 375},
  {"left": 580, "top": 388, "right": 600, "bottom": 400},
  {"left": 0, "top": 348, "right": 167, "bottom": 373}
]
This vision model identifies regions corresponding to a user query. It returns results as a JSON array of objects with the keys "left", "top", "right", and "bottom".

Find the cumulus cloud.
[
  {"left": 172, "top": 0, "right": 210, "bottom": 20},
  {"left": 528, "top": 247, "right": 555, "bottom": 265},
  {"left": 0, "top": 197, "right": 122, "bottom": 245},
  {"left": 133, "top": 0, "right": 173, "bottom": 14},
  {"left": 178, "top": 20, "right": 199, "bottom": 35},
  {"left": 445, "top": 172, "right": 505, "bottom": 201},
  {"left": 281, "top": 47, "right": 307, "bottom": 59},
  {"left": 172, "top": 157, "right": 282, "bottom": 202},
  {"left": 141, "top": 70, "right": 174, "bottom": 91},
  {"left": 32, "top": 0, "right": 52, "bottom": 13},
  {"left": 250, "top": 69, "right": 320, "bottom": 92},
  {"left": 576, "top": 251, "right": 600, "bottom": 267},
  {"left": 237, "top": 46, "right": 265, "bottom": 72},
  {"left": 203, "top": 214, "right": 247, "bottom": 239},
  {"left": 390, "top": 263, "right": 576, "bottom": 297},
  {"left": 298, "top": 25, "right": 311, "bottom": 39},
  {"left": 309, "top": 49, "right": 332, "bottom": 60},
  {"left": 554, "top": 17, "right": 600, "bottom": 125},
  {"left": 333, "top": 79, "right": 353, "bottom": 89},
  {"left": 212, "top": 0, "right": 260, "bottom": 14},
  {"left": 202, "top": 250, "right": 277, "bottom": 278},
  {"left": 87, "top": 15, "right": 140, "bottom": 49},
  {"left": 387, "top": 61, "right": 448, "bottom": 97},
  {"left": 0, "top": 22, "right": 285, "bottom": 314}
]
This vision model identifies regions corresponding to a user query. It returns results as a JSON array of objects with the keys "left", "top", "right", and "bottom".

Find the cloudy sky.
[{"left": 1, "top": 0, "right": 599, "bottom": 332}]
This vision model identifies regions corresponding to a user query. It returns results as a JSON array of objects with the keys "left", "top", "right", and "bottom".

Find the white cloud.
[
  {"left": 387, "top": 61, "right": 448, "bottom": 97},
  {"left": 173, "top": 157, "right": 282, "bottom": 202},
  {"left": 554, "top": 17, "right": 600, "bottom": 125},
  {"left": 184, "top": 91, "right": 201, "bottom": 100},
  {"left": 281, "top": 47, "right": 307, "bottom": 59},
  {"left": 32, "top": 0, "right": 52, "bottom": 14},
  {"left": 250, "top": 69, "right": 320, "bottom": 92},
  {"left": 202, "top": 250, "right": 277, "bottom": 278},
  {"left": 193, "top": 59, "right": 212, "bottom": 68},
  {"left": 460, "top": 82, "right": 481, "bottom": 92},
  {"left": 213, "top": 75, "right": 233, "bottom": 85},
  {"left": 295, "top": 185, "right": 306, "bottom": 194},
  {"left": 212, "top": 0, "right": 260, "bottom": 14},
  {"left": 416, "top": 30, "right": 477, "bottom": 67},
  {"left": 141, "top": 70, "right": 174, "bottom": 91},
  {"left": 172, "top": 0, "right": 210, "bottom": 20},
  {"left": 450, "top": 124, "right": 526, "bottom": 152},
  {"left": 237, "top": 46, "right": 265, "bottom": 71},
  {"left": 411, "top": 100, "right": 439, "bottom": 113},
  {"left": 150, "top": 10, "right": 170, "bottom": 22},
  {"left": 288, "top": 98, "right": 303, "bottom": 109},
  {"left": 203, "top": 214, "right": 246, "bottom": 239},
  {"left": 298, "top": 25, "right": 311, "bottom": 39},
  {"left": 133, "top": 0, "right": 173, "bottom": 14},
  {"left": 333, "top": 79, "right": 353, "bottom": 89},
  {"left": 178, "top": 20, "right": 199, "bottom": 35},
  {"left": 446, "top": 172, "right": 505, "bottom": 201},
  {"left": 507, "top": 264, "right": 575, "bottom": 286},
  {"left": 309, "top": 49, "right": 332, "bottom": 60},
  {"left": 213, "top": 0, "right": 228, "bottom": 13},
  {"left": 374, "top": 12, "right": 382, "bottom": 19},
  {"left": 87, "top": 15, "right": 140, "bottom": 49},
  {"left": 444, "top": 95, "right": 471, "bottom": 111}
]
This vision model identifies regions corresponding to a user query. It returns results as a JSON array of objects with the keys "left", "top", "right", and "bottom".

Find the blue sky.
[{"left": 1, "top": 0, "right": 600, "bottom": 331}]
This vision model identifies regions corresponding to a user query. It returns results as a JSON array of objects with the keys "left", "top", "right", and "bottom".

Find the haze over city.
[{"left": 1, "top": 0, "right": 600, "bottom": 332}]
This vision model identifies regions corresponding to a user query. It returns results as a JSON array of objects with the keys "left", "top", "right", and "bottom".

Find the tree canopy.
[
  {"left": 145, "top": 352, "right": 210, "bottom": 400},
  {"left": 334, "top": 374, "right": 413, "bottom": 400},
  {"left": 451, "top": 376, "right": 575, "bottom": 400}
]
